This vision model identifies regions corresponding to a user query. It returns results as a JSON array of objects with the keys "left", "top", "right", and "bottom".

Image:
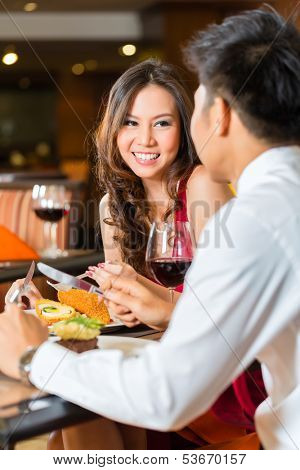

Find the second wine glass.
[
  {"left": 32, "top": 184, "right": 70, "bottom": 258},
  {"left": 146, "top": 221, "right": 195, "bottom": 303}
]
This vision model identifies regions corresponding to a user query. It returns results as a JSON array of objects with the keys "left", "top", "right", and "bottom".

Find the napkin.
[{"left": 0, "top": 225, "right": 39, "bottom": 261}]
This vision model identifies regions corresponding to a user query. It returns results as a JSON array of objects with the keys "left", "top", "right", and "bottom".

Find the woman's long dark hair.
[{"left": 96, "top": 59, "right": 198, "bottom": 275}]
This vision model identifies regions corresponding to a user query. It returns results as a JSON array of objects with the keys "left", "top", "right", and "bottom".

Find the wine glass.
[
  {"left": 146, "top": 221, "right": 195, "bottom": 303},
  {"left": 32, "top": 184, "right": 70, "bottom": 258}
]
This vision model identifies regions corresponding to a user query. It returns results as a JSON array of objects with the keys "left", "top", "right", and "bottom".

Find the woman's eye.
[
  {"left": 124, "top": 119, "right": 138, "bottom": 127},
  {"left": 154, "top": 120, "right": 170, "bottom": 127}
]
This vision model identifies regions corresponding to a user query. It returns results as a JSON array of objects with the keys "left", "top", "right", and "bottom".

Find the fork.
[{"left": 46, "top": 273, "right": 88, "bottom": 292}]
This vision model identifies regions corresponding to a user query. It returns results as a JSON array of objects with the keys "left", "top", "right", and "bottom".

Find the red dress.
[{"left": 172, "top": 179, "right": 266, "bottom": 449}]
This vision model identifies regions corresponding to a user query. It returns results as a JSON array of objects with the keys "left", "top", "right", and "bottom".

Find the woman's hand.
[
  {"left": 86, "top": 262, "right": 138, "bottom": 322},
  {"left": 87, "top": 262, "right": 138, "bottom": 284},
  {"left": 101, "top": 275, "right": 173, "bottom": 330},
  {"left": 5, "top": 279, "right": 42, "bottom": 309}
]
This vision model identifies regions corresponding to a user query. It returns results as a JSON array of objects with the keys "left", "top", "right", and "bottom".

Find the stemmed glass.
[
  {"left": 32, "top": 184, "right": 70, "bottom": 258},
  {"left": 146, "top": 221, "right": 195, "bottom": 303}
]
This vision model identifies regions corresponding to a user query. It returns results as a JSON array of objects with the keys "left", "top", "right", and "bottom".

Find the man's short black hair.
[{"left": 184, "top": 7, "right": 300, "bottom": 144}]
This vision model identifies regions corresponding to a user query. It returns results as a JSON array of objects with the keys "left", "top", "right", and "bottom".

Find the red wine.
[
  {"left": 148, "top": 258, "right": 192, "bottom": 288},
  {"left": 34, "top": 208, "right": 68, "bottom": 222}
]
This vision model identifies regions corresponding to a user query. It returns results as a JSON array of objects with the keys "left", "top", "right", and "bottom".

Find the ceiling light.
[
  {"left": 24, "top": 2, "right": 38, "bottom": 12},
  {"left": 2, "top": 52, "right": 18, "bottom": 66},
  {"left": 72, "top": 63, "right": 85, "bottom": 76},
  {"left": 120, "top": 44, "right": 136, "bottom": 57}
]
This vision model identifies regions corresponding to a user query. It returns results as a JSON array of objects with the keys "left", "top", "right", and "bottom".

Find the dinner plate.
[
  {"left": 24, "top": 309, "right": 124, "bottom": 334},
  {"left": 97, "top": 335, "right": 151, "bottom": 355},
  {"left": 48, "top": 335, "right": 151, "bottom": 356},
  {"left": 99, "top": 318, "right": 124, "bottom": 333}
]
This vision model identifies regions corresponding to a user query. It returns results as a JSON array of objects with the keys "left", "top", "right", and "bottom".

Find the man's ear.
[{"left": 211, "top": 97, "right": 231, "bottom": 137}]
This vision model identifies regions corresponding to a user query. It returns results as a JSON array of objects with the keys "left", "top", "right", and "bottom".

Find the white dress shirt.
[{"left": 31, "top": 146, "right": 300, "bottom": 450}]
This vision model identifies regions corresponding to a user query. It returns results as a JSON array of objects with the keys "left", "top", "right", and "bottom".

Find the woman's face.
[{"left": 117, "top": 84, "right": 181, "bottom": 181}]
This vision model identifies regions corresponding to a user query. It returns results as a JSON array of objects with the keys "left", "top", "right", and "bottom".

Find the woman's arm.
[
  {"left": 99, "top": 194, "right": 122, "bottom": 263},
  {"left": 187, "top": 165, "right": 234, "bottom": 242}
]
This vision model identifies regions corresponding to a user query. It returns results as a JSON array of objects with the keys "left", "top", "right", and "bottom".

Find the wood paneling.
[{"left": 161, "top": 2, "right": 278, "bottom": 68}]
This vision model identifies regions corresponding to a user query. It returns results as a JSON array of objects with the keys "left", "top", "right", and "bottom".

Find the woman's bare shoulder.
[
  {"left": 187, "top": 165, "right": 213, "bottom": 194},
  {"left": 187, "top": 165, "right": 232, "bottom": 198},
  {"left": 188, "top": 165, "right": 213, "bottom": 186}
]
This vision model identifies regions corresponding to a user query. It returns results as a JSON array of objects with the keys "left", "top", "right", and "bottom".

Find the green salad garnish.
[{"left": 64, "top": 315, "right": 104, "bottom": 329}]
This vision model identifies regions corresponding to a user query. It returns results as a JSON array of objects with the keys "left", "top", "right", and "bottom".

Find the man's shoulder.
[
  {"left": 236, "top": 178, "right": 300, "bottom": 231},
  {"left": 206, "top": 184, "right": 300, "bottom": 267},
  {"left": 201, "top": 197, "right": 273, "bottom": 253}
]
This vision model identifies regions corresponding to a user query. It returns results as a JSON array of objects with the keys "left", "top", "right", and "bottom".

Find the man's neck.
[{"left": 231, "top": 139, "right": 277, "bottom": 185}]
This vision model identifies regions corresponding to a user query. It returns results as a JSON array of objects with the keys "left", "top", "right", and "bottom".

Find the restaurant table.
[
  {"left": 0, "top": 325, "right": 162, "bottom": 450},
  {"left": 0, "top": 249, "right": 103, "bottom": 283}
]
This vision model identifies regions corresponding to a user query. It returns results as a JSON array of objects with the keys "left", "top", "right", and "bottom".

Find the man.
[{"left": 1, "top": 8, "right": 300, "bottom": 449}]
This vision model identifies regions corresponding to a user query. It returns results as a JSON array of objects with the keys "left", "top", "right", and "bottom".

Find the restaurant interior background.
[{"left": 0, "top": 0, "right": 297, "bottom": 268}]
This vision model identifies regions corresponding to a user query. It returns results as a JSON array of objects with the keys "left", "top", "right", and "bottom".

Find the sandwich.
[
  {"left": 35, "top": 299, "right": 77, "bottom": 325},
  {"left": 51, "top": 316, "right": 103, "bottom": 353}
]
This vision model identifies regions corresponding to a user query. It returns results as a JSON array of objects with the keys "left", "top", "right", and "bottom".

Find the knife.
[
  {"left": 9, "top": 260, "right": 36, "bottom": 304},
  {"left": 37, "top": 262, "right": 103, "bottom": 295}
]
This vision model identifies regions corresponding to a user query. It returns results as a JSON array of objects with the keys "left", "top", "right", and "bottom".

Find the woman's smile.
[{"left": 132, "top": 152, "right": 161, "bottom": 166}]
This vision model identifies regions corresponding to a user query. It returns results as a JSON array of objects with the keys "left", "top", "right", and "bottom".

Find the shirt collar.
[{"left": 237, "top": 145, "right": 300, "bottom": 195}]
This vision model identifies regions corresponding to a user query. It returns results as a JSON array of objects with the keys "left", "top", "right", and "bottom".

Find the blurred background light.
[
  {"left": 2, "top": 52, "right": 18, "bottom": 65},
  {"left": 23, "top": 2, "right": 38, "bottom": 12},
  {"left": 84, "top": 59, "right": 98, "bottom": 71},
  {"left": 71, "top": 63, "right": 85, "bottom": 75},
  {"left": 120, "top": 44, "right": 136, "bottom": 56}
]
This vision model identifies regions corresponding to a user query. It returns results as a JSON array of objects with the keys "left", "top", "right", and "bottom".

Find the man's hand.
[
  {"left": 5, "top": 279, "right": 42, "bottom": 308},
  {"left": 0, "top": 304, "right": 48, "bottom": 379},
  {"left": 101, "top": 275, "right": 173, "bottom": 330}
]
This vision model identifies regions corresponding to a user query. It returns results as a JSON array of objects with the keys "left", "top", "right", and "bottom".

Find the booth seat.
[{"left": 0, "top": 179, "right": 85, "bottom": 256}]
